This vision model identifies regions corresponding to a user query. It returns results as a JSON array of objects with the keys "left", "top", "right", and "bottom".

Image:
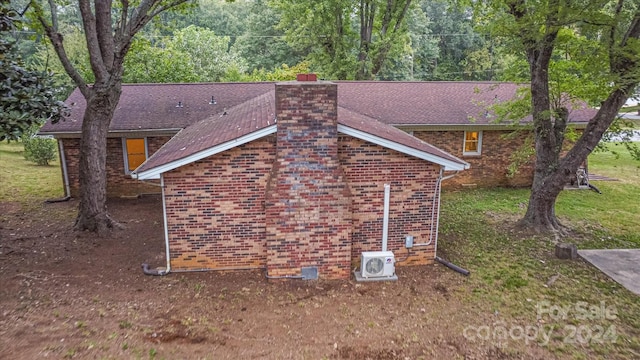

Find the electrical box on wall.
[{"left": 405, "top": 235, "right": 414, "bottom": 248}]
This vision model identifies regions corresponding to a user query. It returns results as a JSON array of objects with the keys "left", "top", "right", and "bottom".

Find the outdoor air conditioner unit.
[{"left": 361, "top": 251, "right": 395, "bottom": 278}]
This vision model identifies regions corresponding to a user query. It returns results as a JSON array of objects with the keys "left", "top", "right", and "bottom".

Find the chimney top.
[{"left": 296, "top": 73, "right": 318, "bottom": 82}]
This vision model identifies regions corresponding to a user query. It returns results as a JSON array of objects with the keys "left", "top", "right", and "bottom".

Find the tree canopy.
[
  {"left": 0, "top": 2, "right": 65, "bottom": 141},
  {"left": 476, "top": 0, "right": 640, "bottom": 232}
]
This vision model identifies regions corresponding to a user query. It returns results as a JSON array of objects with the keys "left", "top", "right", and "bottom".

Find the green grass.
[
  {"left": 438, "top": 144, "right": 640, "bottom": 359},
  {"left": 620, "top": 104, "right": 640, "bottom": 113},
  {"left": 0, "top": 141, "right": 64, "bottom": 202}
]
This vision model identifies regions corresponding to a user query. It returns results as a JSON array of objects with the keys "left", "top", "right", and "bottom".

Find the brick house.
[
  {"left": 39, "top": 78, "right": 595, "bottom": 279},
  {"left": 40, "top": 81, "right": 595, "bottom": 198},
  {"left": 130, "top": 79, "right": 467, "bottom": 279}
]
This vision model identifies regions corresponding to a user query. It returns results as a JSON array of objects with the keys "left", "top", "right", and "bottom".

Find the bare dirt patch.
[{"left": 1, "top": 196, "right": 557, "bottom": 359}]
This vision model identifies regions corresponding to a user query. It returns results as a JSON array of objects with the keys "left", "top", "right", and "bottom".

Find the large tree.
[
  {"left": 484, "top": 0, "right": 640, "bottom": 232},
  {"left": 32, "top": 0, "right": 190, "bottom": 232}
]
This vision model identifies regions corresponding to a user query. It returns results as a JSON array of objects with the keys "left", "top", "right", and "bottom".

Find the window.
[
  {"left": 463, "top": 131, "right": 482, "bottom": 156},
  {"left": 123, "top": 138, "right": 148, "bottom": 173}
]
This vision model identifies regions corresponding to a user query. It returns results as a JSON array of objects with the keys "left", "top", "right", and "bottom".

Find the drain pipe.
[
  {"left": 161, "top": 174, "right": 171, "bottom": 274},
  {"left": 143, "top": 175, "right": 171, "bottom": 276},
  {"left": 436, "top": 256, "right": 470, "bottom": 276},
  {"left": 142, "top": 263, "right": 168, "bottom": 276},
  {"left": 413, "top": 169, "right": 459, "bottom": 247},
  {"left": 382, "top": 184, "right": 390, "bottom": 252},
  {"left": 59, "top": 139, "right": 71, "bottom": 198}
]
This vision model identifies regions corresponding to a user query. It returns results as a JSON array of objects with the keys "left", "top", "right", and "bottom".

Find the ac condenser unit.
[{"left": 361, "top": 251, "right": 395, "bottom": 278}]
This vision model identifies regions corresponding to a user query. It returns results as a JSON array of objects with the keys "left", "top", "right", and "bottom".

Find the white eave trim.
[
  {"left": 39, "top": 128, "right": 183, "bottom": 138},
  {"left": 133, "top": 125, "right": 277, "bottom": 180},
  {"left": 337, "top": 125, "right": 469, "bottom": 171}
]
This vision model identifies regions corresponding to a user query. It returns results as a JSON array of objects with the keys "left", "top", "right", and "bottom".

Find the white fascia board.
[
  {"left": 338, "top": 124, "right": 470, "bottom": 171},
  {"left": 134, "top": 125, "right": 277, "bottom": 180}
]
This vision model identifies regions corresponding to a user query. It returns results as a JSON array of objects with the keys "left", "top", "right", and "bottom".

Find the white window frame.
[
  {"left": 462, "top": 130, "right": 482, "bottom": 156},
  {"left": 122, "top": 137, "right": 149, "bottom": 174}
]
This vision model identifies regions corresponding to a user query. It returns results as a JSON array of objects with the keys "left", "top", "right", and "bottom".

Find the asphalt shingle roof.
[
  {"left": 41, "top": 80, "right": 597, "bottom": 175},
  {"left": 42, "top": 82, "right": 273, "bottom": 133},
  {"left": 136, "top": 91, "right": 276, "bottom": 173},
  {"left": 40, "top": 81, "right": 596, "bottom": 134},
  {"left": 135, "top": 90, "right": 468, "bottom": 175}
]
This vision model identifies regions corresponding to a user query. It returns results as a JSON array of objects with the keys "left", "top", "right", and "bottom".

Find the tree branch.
[
  {"left": 78, "top": 0, "right": 108, "bottom": 82},
  {"left": 120, "top": 0, "right": 188, "bottom": 57},
  {"left": 95, "top": 0, "right": 115, "bottom": 73},
  {"left": 36, "top": 2, "right": 88, "bottom": 97}
]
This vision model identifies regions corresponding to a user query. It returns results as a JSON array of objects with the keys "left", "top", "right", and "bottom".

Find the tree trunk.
[
  {"left": 519, "top": 88, "right": 632, "bottom": 233},
  {"left": 74, "top": 85, "right": 122, "bottom": 232},
  {"left": 519, "top": 168, "right": 568, "bottom": 233}
]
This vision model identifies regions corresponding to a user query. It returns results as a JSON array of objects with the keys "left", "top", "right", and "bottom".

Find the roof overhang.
[
  {"left": 338, "top": 125, "right": 469, "bottom": 171},
  {"left": 38, "top": 128, "right": 183, "bottom": 139},
  {"left": 394, "top": 122, "right": 589, "bottom": 132},
  {"left": 133, "top": 125, "right": 278, "bottom": 180}
]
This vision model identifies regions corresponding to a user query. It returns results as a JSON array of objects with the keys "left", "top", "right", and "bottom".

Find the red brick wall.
[
  {"left": 338, "top": 136, "right": 440, "bottom": 266},
  {"left": 162, "top": 82, "right": 443, "bottom": 279},
  {"left": 265, "top": 81, "right": 352, "bottom": 279},
  {"left": 413, "top": 130, "right": 534, "bottom": 188},
  {"left": 163, "top": 134, "right": 441, "bottom": 276},
  {"left": 163, "top": 137, "right": 276, "bottom": 270},
  {"left": 60, "top": 136, "right": 171, "bottom": 197}
]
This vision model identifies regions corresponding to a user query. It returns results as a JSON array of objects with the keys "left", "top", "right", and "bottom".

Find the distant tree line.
[{"left": 12, "top": 0, "right": 505, "bottom": 96}]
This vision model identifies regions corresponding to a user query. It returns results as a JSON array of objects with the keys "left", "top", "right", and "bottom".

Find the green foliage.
[
  {"left": 123, "top": 37, "right": 199, "bottom": 83},
  {"left": 234, "top": 61, "right": 311, "bottom": 82},
  {"left": 233, "top": 0, "right": 302, "bottom": 73},
  {"left": 420, "top": 0, "right": 499, "bottom": 80},
  {"left": 22, "top": 133, "right": 57, "bottom": 166},
  {"left": 169, "top": 25, "right": 246, "bottom": 82},
  {"left": 273, "top": 0, "right": 413, "bottom": 80},
  {"left": 0, "top": 3, "right": 66, "bottom": 141},
  {"left": 33, "top": 28, "right": 95, "bottom": 93},
  {"left": 505, "top": 133, "right": 535, "bottom": 178}
]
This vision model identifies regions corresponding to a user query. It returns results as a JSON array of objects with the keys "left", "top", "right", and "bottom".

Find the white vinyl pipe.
[
  {"left": 414, "top": 169, "right": 460, "bottom": 247},
  {"left": 161, "top": 175, "right": 171, "bottom": 274},
  {"left": 382, "top": 184, "right": 390, "bottom": 252},
  {"left": 58, "top": 140, "right": 71, "bottom": 198}
]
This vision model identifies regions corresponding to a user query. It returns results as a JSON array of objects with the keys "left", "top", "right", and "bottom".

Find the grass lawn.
[
  {"left": 437, "top": 143, "right": 640, "bottom": 358},
  {"left": 0, "top": 141, "right": 64, "bottom": 202}
]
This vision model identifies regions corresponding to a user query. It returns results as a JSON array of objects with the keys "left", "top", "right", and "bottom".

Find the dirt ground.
[{"left": 0, "top": 196, "right": 556, "bottom": 359}]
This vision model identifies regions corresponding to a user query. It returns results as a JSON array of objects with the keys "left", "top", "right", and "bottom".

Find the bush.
[{"left": 22, "top": 135, "right": 57, "bottom": 165}]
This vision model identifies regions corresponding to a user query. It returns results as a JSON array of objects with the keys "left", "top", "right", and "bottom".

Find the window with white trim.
[
  {"left": 122, "top": 138, "right": 148, "bottom": 173},
  {"left": 463, "top": 131, "right": 482, "bottom": 156}
]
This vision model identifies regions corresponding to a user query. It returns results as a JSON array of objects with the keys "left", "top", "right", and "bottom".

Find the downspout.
[
  {"left": 161, "top": 174, "right": 171, "bottom": 274},
  {"left": 142, "top": 174, "right": 170, "bottom": 276},
  {"left": 382, "top": 184, "right": 390, "bottom": 252},
  {"left": 414, "top": 168, "right": 460, "bottom": 247},
  {"left": 59, "top": 139, "right": 71, "bottom": 198}
]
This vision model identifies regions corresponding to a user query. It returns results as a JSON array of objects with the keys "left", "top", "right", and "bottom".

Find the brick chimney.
[{"left": 265, "top": 76, "right": 352, "bottom": 279}]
